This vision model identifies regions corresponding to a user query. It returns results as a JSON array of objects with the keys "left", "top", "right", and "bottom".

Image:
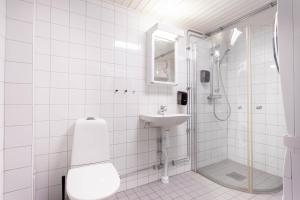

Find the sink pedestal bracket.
[{"left": 161, "top": 128, "right": 170, "bottom": 184}]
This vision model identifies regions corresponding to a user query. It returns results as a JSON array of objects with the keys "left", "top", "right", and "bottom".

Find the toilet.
[{"left": 67, "top": 118, "right": 120, "bottom": 200}]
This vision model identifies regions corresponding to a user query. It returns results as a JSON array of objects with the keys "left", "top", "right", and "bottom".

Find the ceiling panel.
[{"left": 106, "top": 0, "right": 275, "bottom": 33}]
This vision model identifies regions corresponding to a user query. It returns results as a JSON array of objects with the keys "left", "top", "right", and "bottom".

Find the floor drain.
[{"left": 226, "top": 172, "right": 246, "bottom": 181}]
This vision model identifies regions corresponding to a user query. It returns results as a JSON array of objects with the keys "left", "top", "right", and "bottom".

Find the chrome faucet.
[{"left": 159, "top": 105, "right": 168, "bottom": 115}]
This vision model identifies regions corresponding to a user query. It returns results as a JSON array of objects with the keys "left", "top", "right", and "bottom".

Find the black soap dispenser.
[
  {"left": 200, "top": 70, "right": 210, "bottom": 83},
  {"left": 177, "top": 91, "right": 188, "bottom": 105}
]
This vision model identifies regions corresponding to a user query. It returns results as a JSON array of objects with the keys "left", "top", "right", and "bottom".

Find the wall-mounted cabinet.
[{"left": 146, "top": 24, "right": 184, "bottom": 86}]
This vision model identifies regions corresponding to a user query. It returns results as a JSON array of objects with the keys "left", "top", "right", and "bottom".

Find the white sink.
[
  {"left": 140, "top": 113, "right": 190, "bottom": 184},
  {"left": 139, "top": 113, "right": 190, "bottom": 184},
  {"left": 140, "top": 113, "right": 190, "bottom": 128}
]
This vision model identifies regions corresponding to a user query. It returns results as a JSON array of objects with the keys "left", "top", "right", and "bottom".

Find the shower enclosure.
[{"left": 189, "top": 24, "right": 286, "bottom": 193}]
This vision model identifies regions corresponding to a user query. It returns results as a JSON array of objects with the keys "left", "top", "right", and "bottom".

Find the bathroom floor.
[
  {"left": 108, "top": 171, "right": 282, "bottom": 200},
  {"left": 197, "top": 160, "right": 282, "bottom": 193}
]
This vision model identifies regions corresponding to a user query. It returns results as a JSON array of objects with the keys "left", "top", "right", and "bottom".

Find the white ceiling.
[{"left": 108, "top": 0, "right": 275, "bottom": 34}]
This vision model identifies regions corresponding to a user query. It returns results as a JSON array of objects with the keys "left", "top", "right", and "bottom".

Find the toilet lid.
[{"left": 67, "top": 163, "right": 120, "bottom": 200}]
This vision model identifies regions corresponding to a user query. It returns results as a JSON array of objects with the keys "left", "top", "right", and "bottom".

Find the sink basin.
[
  {"left": 140, "top": 113, "right": 190, "bottom": 128},
  {"left": 140, "top": 113, "right": 190, "bottom": 184}
]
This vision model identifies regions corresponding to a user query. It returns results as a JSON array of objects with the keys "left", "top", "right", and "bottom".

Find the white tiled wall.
[
  {"left": 3, "top": 0, "right": 34, "bottom": 199},
  {"left": 0, "top": 0, "right": 6, "bottom": 199},
  {"left": 33, "top": 0, "right": 189, "bottom": 199}
]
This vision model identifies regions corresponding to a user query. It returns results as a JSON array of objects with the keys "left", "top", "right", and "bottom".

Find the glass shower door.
[
  {"left": 224, "top": 26, "right": 250, "bottom": 192},
  {"left": 250, "top": 25, "right": 284, "bottom": 193},
  {"left": 195, "top": 26, "right": 251, "bottom": 192},
  {"left": 193, "top": 24, "right": 285, "bottom": 194}
]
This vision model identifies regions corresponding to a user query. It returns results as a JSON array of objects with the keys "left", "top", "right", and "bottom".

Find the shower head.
[{"left": 230, "top": 28, "right": 242, "bottom": 46}]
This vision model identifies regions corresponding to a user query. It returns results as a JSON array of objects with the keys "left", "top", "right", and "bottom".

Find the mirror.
[
  {"left": 154, "top": 37, "right": 175, "bottom": 82},
  {"left": 146, "top": 24, "right": 183, "bottom": 86}
]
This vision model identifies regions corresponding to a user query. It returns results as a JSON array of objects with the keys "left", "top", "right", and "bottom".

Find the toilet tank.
[{"left": 71, "top": 118, "right": 110, "bottom": 167}]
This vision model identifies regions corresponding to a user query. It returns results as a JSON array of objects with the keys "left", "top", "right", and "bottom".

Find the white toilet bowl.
[
  {"left": 67, "top": 163, "right": 120, "bottom": 200},
  {"left": 66, "top": 118, "right": 120, "bottom": 200}
]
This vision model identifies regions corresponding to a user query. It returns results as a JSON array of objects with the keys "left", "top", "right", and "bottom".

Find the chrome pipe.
[
  {"left": 206, "top": 1, "right": 277, "bottom": 36},
  {"left": 120, "top": 157, "right": 190, "bottom": 179},
  {"left": 186, "top": 30, "right": 207, "bottom": 170}
]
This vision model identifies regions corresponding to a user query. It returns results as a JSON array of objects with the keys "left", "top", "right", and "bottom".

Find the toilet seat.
[{"left": 67, "top": 163, "right": 120, "bottom": 200}]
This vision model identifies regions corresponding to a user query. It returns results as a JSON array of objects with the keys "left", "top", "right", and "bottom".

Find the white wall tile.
[
  {"left": 69, "top": 43, "right": 85, "bottom": 59},
  {"left": 51, "top": 56, "right": 68, "bottom": 73},
  {"left": 51, "top": 40, "right": 69, "bottom": 57},
  {"left": 5, "top": 105, "right": 32, "bottom": 126},
  {"left": 69, "top": 89, "right": 85, "bottom": 105},
  {"left": 86, "top": 2, "right": 101, "bottom": 19},
  {"left": 50, "top": 88, "right": 68, "bottom": 105},
  {"left": 49, "top": 152, "right": 67, "bottom": 169},
  {"left": 86, "top": 46, "right": 101, "bottom": 61},
  {"left": 50, "top": 72, "right": 68, "bottom": 88},
  {"left": 69, "top": 74, "right": 85, "bottom": 89},
  {"left": 86, "top": 17, "right": 100, "bottom": 33},
  {"left": 70, "top": 13, "right": 85, "bottom": 29},
  {"left": 7, "top": 0, "right": 33, "bottom": 23},
  {"left": 51, "top": 24, "right": 68, "bottom": 41},
  {"left": 70, "top": 0, "right": 86, "bottom": 15},
  {"left": 49, "top": 136, "right": 67, "bottom": 153},
  {"left": 35, "top": 155, "right": 49, "bottom": 172},
  {"left": 5, "top": 84, "right": 32, "bottom": 105},
  {"left": 101, "top": 22, "right": 114, "bottom": 36},
  {"left": 86, "top": 61, "right": 100, "bottom": 75},
  {"left": 35, "top": 121, "right": 49, "bottom": 138},
  {"left": 51, "top": 8, "right": 69, "bottom": 26},
  {"left": 35, "top": 138, "right": 49, "bottom": 155},
  {"left": 6, "top": 19, "right": 32, "bottom": 43},
  {"left": 4, "top": 188, "right": 32, "bottom": 200},
  {"left": 50, "top": 120, "right": 68, "bottom": 137},
  {"left": 35, "top": 37, "right": 50, "bottom": 55},
  {"left": 5, "top": 40, "right": 32, "bottom": 63},
  {"left": 51, "top": 0, "right": 69, "bottom": 11},
  {"left": 35, "top": 172, "right": 48, "bottom": 190},
  {"left": 4, "top": 126, "right": 33, "bottom": 148},
  {"left": 36, "top": 21, "right": 50, "bottom": 39},
  {"left": 35, "top": 188, "right": 48, "bottom": 200},
  {"left": 5, "top": 62, "right": 32, "bottom": 83},
  {"left": 69, "top": 58, "right": 85, "bottom": 74},
  {"left": 85, "top": 75, "right": 100, "bottom": 90},
  {"left": 4, "top": 147, "right": 32, "bottom": 170},
  {"left": 50, "top": 105, "right": 68, "bottom": 120},
  {"left": 86, "top": 32, "right": 100, "bottom": 47},
  {"left": 115, "top": 8, "right": 127, "bottom": 27},
  {"left": 35, "top": 105, "right": 49, "bottom": 122},
  {"left": 36, "top": 4, "right": 50, "bottom": 21},
  {"left": 101, "top": 7, "right": 114, "bottom": 23},
  {"left": 4, "top": 167, "right": 32, "bottom": 192},
  {"left": 70, "top": 28, "right": 85, "bottom": 44},
  {"left": 69, "top": 105, "right": 85, "bottom": 119}
]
